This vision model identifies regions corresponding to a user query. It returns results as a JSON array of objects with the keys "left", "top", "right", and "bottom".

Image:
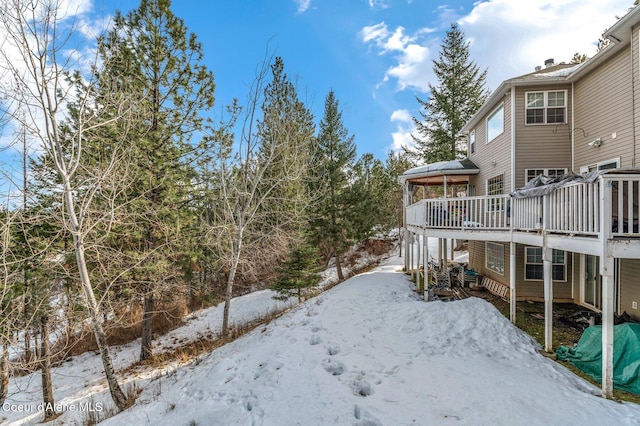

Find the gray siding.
[{"left": 574, "top": 48, "right": 634, "bottom": 169}]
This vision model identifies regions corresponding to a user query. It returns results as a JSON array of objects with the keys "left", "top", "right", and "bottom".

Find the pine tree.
[
  {"left": 98, "top": 0, "right": 216, "bottom": 361},
  {"left": 272, "top": 240, "right": 321, "bottom": 303},
  {"left": 410, "top": 23, "right": 488, "bottom": 163},
  {"left": 310, "top": 90, "right": 356, "bottom": 281},
  {"left": 254, "top": 57, "right": 315, "bottom": 259}
]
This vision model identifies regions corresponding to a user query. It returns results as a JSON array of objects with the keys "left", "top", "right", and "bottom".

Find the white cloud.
[
  {"left": 360, "top": 23, "right": 435, "bottom": 92},
  {"left": 368, "top": 0, "right": 391, "bottom": 10},
  {"left": 459, "top": 0, "right": 634, "bottom": 90},
  {"left": 388, "top": 109, "right": 416, "bottom": 152},
  {"left": 295, "top": 0, "right": 312, "bottom": 13},
  {"left": 362, "top": 0, "right": 634, "bottom": 95}
]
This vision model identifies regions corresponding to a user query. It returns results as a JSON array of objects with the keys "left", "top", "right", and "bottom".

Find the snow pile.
[{"left": 4, "top": 254, "right": 640, "bottom": 425}]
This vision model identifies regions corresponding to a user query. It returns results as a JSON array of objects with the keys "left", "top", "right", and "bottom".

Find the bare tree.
[
  {"left": 207, "top": 55, "right": 314, "bottom": 336},
  {"left": 0, "top": 0, "right": 133, "bottom": 410},
  {"left": 0, "top": 204, "right": 20, "bottom": 406}
]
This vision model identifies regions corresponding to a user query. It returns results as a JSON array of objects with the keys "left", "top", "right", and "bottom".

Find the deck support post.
[
  {"left": 601, "top": 255, "right": 615, "bottom": 398},
  {"left": 416, "top": 233, "right": 421, "bottom": 292},
  {"left": 509, "top": 241, "right": 516, "bottom": 324},
  {"left": 423, "top": 230, "right": 428, "bottom": 299},
  {"left": 442, "top": 238, "right": 448, "bottom": 268},
  {"left": 599, "top": 177, "right": 614, "bottom": 398},
  {"left": 410, "top": 232, "right": 415, "bottom": 281},
  {"left": 543, "top": 244, "right": 553, "bottom": 353},
  {"left": 450, "top": 238, "right": 454, "bottom": 261},
  {"left": 403, "top": 183, "right": 410, "bottom": 272}
]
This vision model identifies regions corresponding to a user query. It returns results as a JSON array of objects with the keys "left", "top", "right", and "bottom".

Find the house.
[{"left": 399, "top": 5, "right": 640, "bottom": 399}]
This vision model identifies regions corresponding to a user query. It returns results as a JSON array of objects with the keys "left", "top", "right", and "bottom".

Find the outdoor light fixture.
[{"left": 588, "top": 138, "right": 603, "bottom": 148}]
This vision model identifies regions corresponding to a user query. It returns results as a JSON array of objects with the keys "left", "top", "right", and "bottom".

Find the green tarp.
[{"left": 556, "top": 323, "right": 640, "bottom": 394}]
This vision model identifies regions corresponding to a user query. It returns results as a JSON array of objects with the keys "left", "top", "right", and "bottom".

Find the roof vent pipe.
[
  {"left": 535, "top": 65, "right": 542, "bottom": 71},
  {"left": 544, "top": 58, "right": 554, "bottom": 68}
]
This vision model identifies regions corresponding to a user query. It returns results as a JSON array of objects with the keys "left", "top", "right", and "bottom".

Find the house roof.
[
  {"left": 398, "top": 158, "right": 480, "bottom": 186},
  {"left": 462, "top": 5, "right": 640, "bottom": 134}
]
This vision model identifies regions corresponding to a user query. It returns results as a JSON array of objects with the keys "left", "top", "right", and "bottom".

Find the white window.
[
  {"left": 580, "top": 158, "right": 620, "bottom": 174},
  {"left": 526, "top": 91, "right": 566, "bottom": 124},
  {"left": 525, "top": 168, "right": 567, "bottom": 183},
  {"left": 524, "top": 247, "right": 566, "bottom": 281},
  {"left": 486, "top": 242, "right": 504, "bottom": 275},
  {"left": 487, "top": 174, "right": 504, "bottom": 211},
  {"left": 486, "top": 104, "right": 504, "bottom": 143},
  {"left": 469, "top": 130, "right": 476, "bottom": 154}
]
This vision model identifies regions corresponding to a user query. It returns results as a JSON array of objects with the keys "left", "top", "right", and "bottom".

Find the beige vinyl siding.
[
  {"left": 513, "top": 86, "right": 572, "bottom": 189},
  {"left": 619, "top": 259, "right": 640, "bottom": 322},
  {"left": 468, "top": 240, "right": 511, "bottom": 285},
  {"left": 635, "top": 27, "right": 640, "bottom": 163},
  {"left": 514, "top": 244, "right": 573, "bottom": 301},
  {"left": 468, "top": 240, "right": 484, "bottom": 272},
  {"left": 468, "top": 97, "right": 512, "bottom": 195},
  {"left": 574, "top": 48, "right": 634, "bottom": 169}
]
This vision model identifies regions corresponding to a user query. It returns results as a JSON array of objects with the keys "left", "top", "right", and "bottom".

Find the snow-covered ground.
[{"left": 4, "top": 247, "right": 640, "bottom": 425}]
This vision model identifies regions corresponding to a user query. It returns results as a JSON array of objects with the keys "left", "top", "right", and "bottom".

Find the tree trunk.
[
  {"left": 222, "top": 231, "right": 243, "bottom": 337},
  {"left": 335, "top": 251, "right": 344, "bottom": 281},
  {"left": 140, "top": 291, "right": 154, "bottom": 361},
  {"left": 0, "top": 343, "right": 9, "bottom": 406},
  {"left": 40, "top": 316, "right": 57, "bottom": 421},
  {"left": 63, "top": 185, "right": 129, "bottom": 411}
]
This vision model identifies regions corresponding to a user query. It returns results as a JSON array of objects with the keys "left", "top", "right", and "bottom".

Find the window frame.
[
  {"left": 469, "top": 129, "right": 476, "bottom": 154},
  {"left": 525, "top": 168, "right": 567, "bottom": 184},
  {"left": 580, "top": 157, "right": 620, "bottom": 174},
  {"left": 486, "top": 174, "right": 504, "bottom": 211},
  {"left": 486, "top": 242, "right": 505, "bottom": 275},
  {"left": 524, "top": 247, "right": 567, "bottom": 281},
  {"left": 486, "top": 104, "right": 504, "bottom": 143},
  {"left": 525, "top": 90, "right": 567, "bottom": 125}
]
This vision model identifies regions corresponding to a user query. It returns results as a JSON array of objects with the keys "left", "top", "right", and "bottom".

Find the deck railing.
[
  {"left": 406, "top": 195, "right": 510, "bottom": 230},
  {"left": 405, "top": 175, "right": 640, "bottom": 238}
]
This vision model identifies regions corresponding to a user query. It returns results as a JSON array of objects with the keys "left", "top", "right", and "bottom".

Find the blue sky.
[{"left": 1, "top": 0, "right": 636, "bottom": 166}]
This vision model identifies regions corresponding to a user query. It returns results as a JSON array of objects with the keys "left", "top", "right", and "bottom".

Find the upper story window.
[
  {"left": 526, "top": 91, "right": 566, "bottom": 124},
  {"left": 487, "top": 104, "right": 504, "bottom": 143},
  {"left": 525, "top": 168, "right": 567, "bottom": 183},
  {"left": 469, "top": 130, "right": 476, "bottom": 154}
]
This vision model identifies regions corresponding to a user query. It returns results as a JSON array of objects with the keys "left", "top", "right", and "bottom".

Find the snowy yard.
[{"left": 3, "top": 253, "right": 640, "bottom": 425}]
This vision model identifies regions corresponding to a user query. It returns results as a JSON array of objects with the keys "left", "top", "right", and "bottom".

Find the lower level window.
[
  {"left": 486, "top": 242, "right": 504, "bottom": 275},
  {"left": 525, "top": 247, "right": 566, "bottom": 281}
]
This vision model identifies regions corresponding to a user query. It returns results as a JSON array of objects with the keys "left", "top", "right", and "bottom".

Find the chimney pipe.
[{"left": 544, "top": 58, "right": 554, "bottom": 68}]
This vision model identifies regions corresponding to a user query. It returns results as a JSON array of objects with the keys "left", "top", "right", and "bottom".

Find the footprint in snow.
[
  {"left": 350, "top": 376, "right": 374, "bottom": 397},
  {"left": 322, "top": 358, "right": 345, "bottom": 376},
  {"left": 309, "top": 335, "right": 322, "bottom": 345},
  {"left": 326, "top": 345, "right": 340, "bottom": 356}
]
